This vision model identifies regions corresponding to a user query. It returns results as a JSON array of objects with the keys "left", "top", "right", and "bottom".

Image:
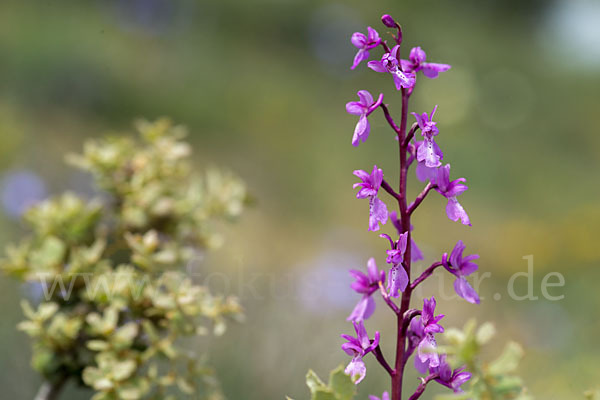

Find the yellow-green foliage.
[
  {"left": 2, "top": 119, "right": 248, "bottom": 400},
  {"left": 436, "top": 320, "right": 532, "bottom": 400}
]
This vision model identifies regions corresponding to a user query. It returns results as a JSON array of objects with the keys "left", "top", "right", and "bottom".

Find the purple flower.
[
  {"left": 389, "top": 211, "right": 423, "bottom": 262},
  {"left": 413, "top": 106, "right": 443, "bottom": 168},
  {"left": 414, "top": 297, "right": 444, "bottom": 373},
  {"left": 353, "top": 166, "right": 388, "bottom": 231},
  {"left": 443, "top": 240, "right": 480, "bottom": 304},
  {"left": 351, "top": 27, "right": 381, "bottom": 70},
  {"left": 434, "top": 164, "right": 471, "bottom": 226},
  {"left": 341, "top": 321, "right": 381, "bottom": 384},
  {"left": 401, "top": 46, "right": 451, "bottom": 79},
  {"left": 348, "top": 258, "right": 385, "bottom": 322},
  {"left": 380, "top": 232, "right": 409, "bottom": 298},
  {"left": 367, "top": 45, "right": 416, "bottom": 90},
  {"left": 430, "top": 355, "right": 471, "bottom": 393},
  {"left": 346, "top": 90, "right": 384, "bottom": 147},
  {"left": 369, "top": 392, "right": 390, "bottom": 400}
]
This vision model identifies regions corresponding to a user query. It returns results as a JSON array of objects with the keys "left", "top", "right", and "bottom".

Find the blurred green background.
[{"left": 1, "top": 0, "right": 599, "bottom": 399}]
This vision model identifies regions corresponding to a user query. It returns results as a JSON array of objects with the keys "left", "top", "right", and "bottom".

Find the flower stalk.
[{"left": 343, "top": 13, "right": 480, "bottom": 400}]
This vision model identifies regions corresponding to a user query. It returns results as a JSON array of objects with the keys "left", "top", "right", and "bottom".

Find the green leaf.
[
  {"left": 306, "top": 369, "right": 327, "bottom": 393},
  {"left": 313, "top": 389, "right": 337, "bottom": 400},
  {"left": 328, "top": 365, "right": 355, "bottom": 400}
]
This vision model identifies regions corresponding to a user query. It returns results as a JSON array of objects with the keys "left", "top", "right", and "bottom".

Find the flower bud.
[{"left": 381, "top": 14, "right": 397, "bottom": 28}]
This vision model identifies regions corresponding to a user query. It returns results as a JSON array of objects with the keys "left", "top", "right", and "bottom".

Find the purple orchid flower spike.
[
  {"left": 413, "top": 106, "right": 443, "bottom": 168},
  {"left": 434, "top": 164, "right": 471, "bottom": 226},
  {"left": 443, "top": 240, "right": 480, "bottom": 304},
  {"left": 369, "top": 392, "right": 390, "bottom": 400},
  {"left": 341, "top": 321, "right": 381, "bottom": 384},
  {"left": 353, "top": 166, "right": 389, "bottom": 231},
  {"left": 346, "top": 90, "right": 384, "bottom": 147},
  {"left": 368, "top": 45, "right": 416, "bottom": 90},
  {"left": 430, "top": 355, "right": 471, "bottom": 393},
  {"left": 401, "top": 46, "right": 451, "bottom": 79},
  {"left": 390, "top": 211, "right": 423, "bottom": 262},
  {"left": 348, "top": 258, "right": 386, "bottom": 322},
  {"left": 351, "top": 27, "right": 382, "bottom": 70},
  {"left": 380, "top": 232, "right": 409, "bottom": 298}
]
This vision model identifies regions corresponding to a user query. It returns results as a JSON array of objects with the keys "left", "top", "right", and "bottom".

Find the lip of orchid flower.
[
  {"left": 351, "top": 27, "right": 382, "bottom": 70},
  {"left": 367, "top": 45, "right": 416, "bottom": 90}
]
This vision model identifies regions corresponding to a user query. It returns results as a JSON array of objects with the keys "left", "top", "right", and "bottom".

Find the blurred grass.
[{"left": 0, "top": 0, "right": 599, "bottom": 399}]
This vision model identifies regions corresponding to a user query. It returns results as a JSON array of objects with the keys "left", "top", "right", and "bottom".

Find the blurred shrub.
[{"left": 2, "top": 119, "right": 248, "bottom": 400}]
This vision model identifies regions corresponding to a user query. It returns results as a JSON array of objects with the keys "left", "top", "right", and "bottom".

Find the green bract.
[{"left": 2, "top": 119, "right": 247, "bottom": 400}]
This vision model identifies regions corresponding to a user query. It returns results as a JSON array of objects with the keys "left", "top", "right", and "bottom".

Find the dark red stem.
[
  {"left": 408, "top": 183, "right": 437, "bottom": 215},
  {"left": 408, "top": 374, "right": 439, "bottom": 400},
  {"left": 373, "top": 345, "right": 395, "bottom": 376},
  {"left": 381, "top": 179, "right": 402, "bottom": 201},
  {"left": 410, "top": 259, "right": 445, "bottom": 290}
]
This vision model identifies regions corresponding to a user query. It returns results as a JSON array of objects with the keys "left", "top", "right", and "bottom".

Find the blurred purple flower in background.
[{"left": 1, "top": 170, "right": 47, "bottom": 218}]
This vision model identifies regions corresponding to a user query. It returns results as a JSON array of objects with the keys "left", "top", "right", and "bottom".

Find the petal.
[
  {"left": 366, "top": 26, "right": 380, "bottom": 44},
  {"left": 345, "top": 356, "right": 366, "bottom": 384},
  {"left": 368, "top": 196, "right": 388, "bottom": 231},
  {"left": 454, "top": 278, "right": 480, "bottom": 304},
  {"left": 411, "top": 238, "right": 424, "bottom": 262},
  {"left": 347, "top": 295, "right": 375, "bottom": 322},
  {"left": 410, "top": 46, "right": 427, "bottom": 64},
  {"left": 397, "top": 232, "right": 409, "bottom": 254},
  {"left": 371, "top": 165, "right": 383, "bottom": 189},
  {"left": 421, "top": 62, "right": 451, "bottom": 78},
  {"left": 414, "top": 354, "right": 429, "bottom": 374},
  {"left": 367, "top": 60, "right": 387, "bottom": 73},
  {"left": 367, "top": 257, "right": 380, "bottom": 283},
  {"left": 400, "top": 59, "right": 413, "bottom": 72},
  {"left": 351, "top": 32, "right": 367, "bottom": 48},
  {"left": 415, "top": 160, "right": 437, "bottom": 183},
  {"left": 357, "top": 90, "right": 374, "bottom": 106},
  {"left": 390, "top": 44, "right": 400, "bottom": 60},
  {"left": 346, "top": 101, "right": 365, "bottom": 115},
  {"left": 353, "top": 169, "right": 370, "bottom": 182},
  {"left": 450, "top": 240, "right": 465, "bottom": 267},
  {"left": 352, "top": 115, "right": 370, "bottom": 146},
  {"left": 388, "top": 265, "right": 408, "bottom": 298},
  {"left": 351, "top": 49, "right": 370, "bottom": 70},
  {"left": 446, "top": 198, "right": 471, "bottom": 226}
]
